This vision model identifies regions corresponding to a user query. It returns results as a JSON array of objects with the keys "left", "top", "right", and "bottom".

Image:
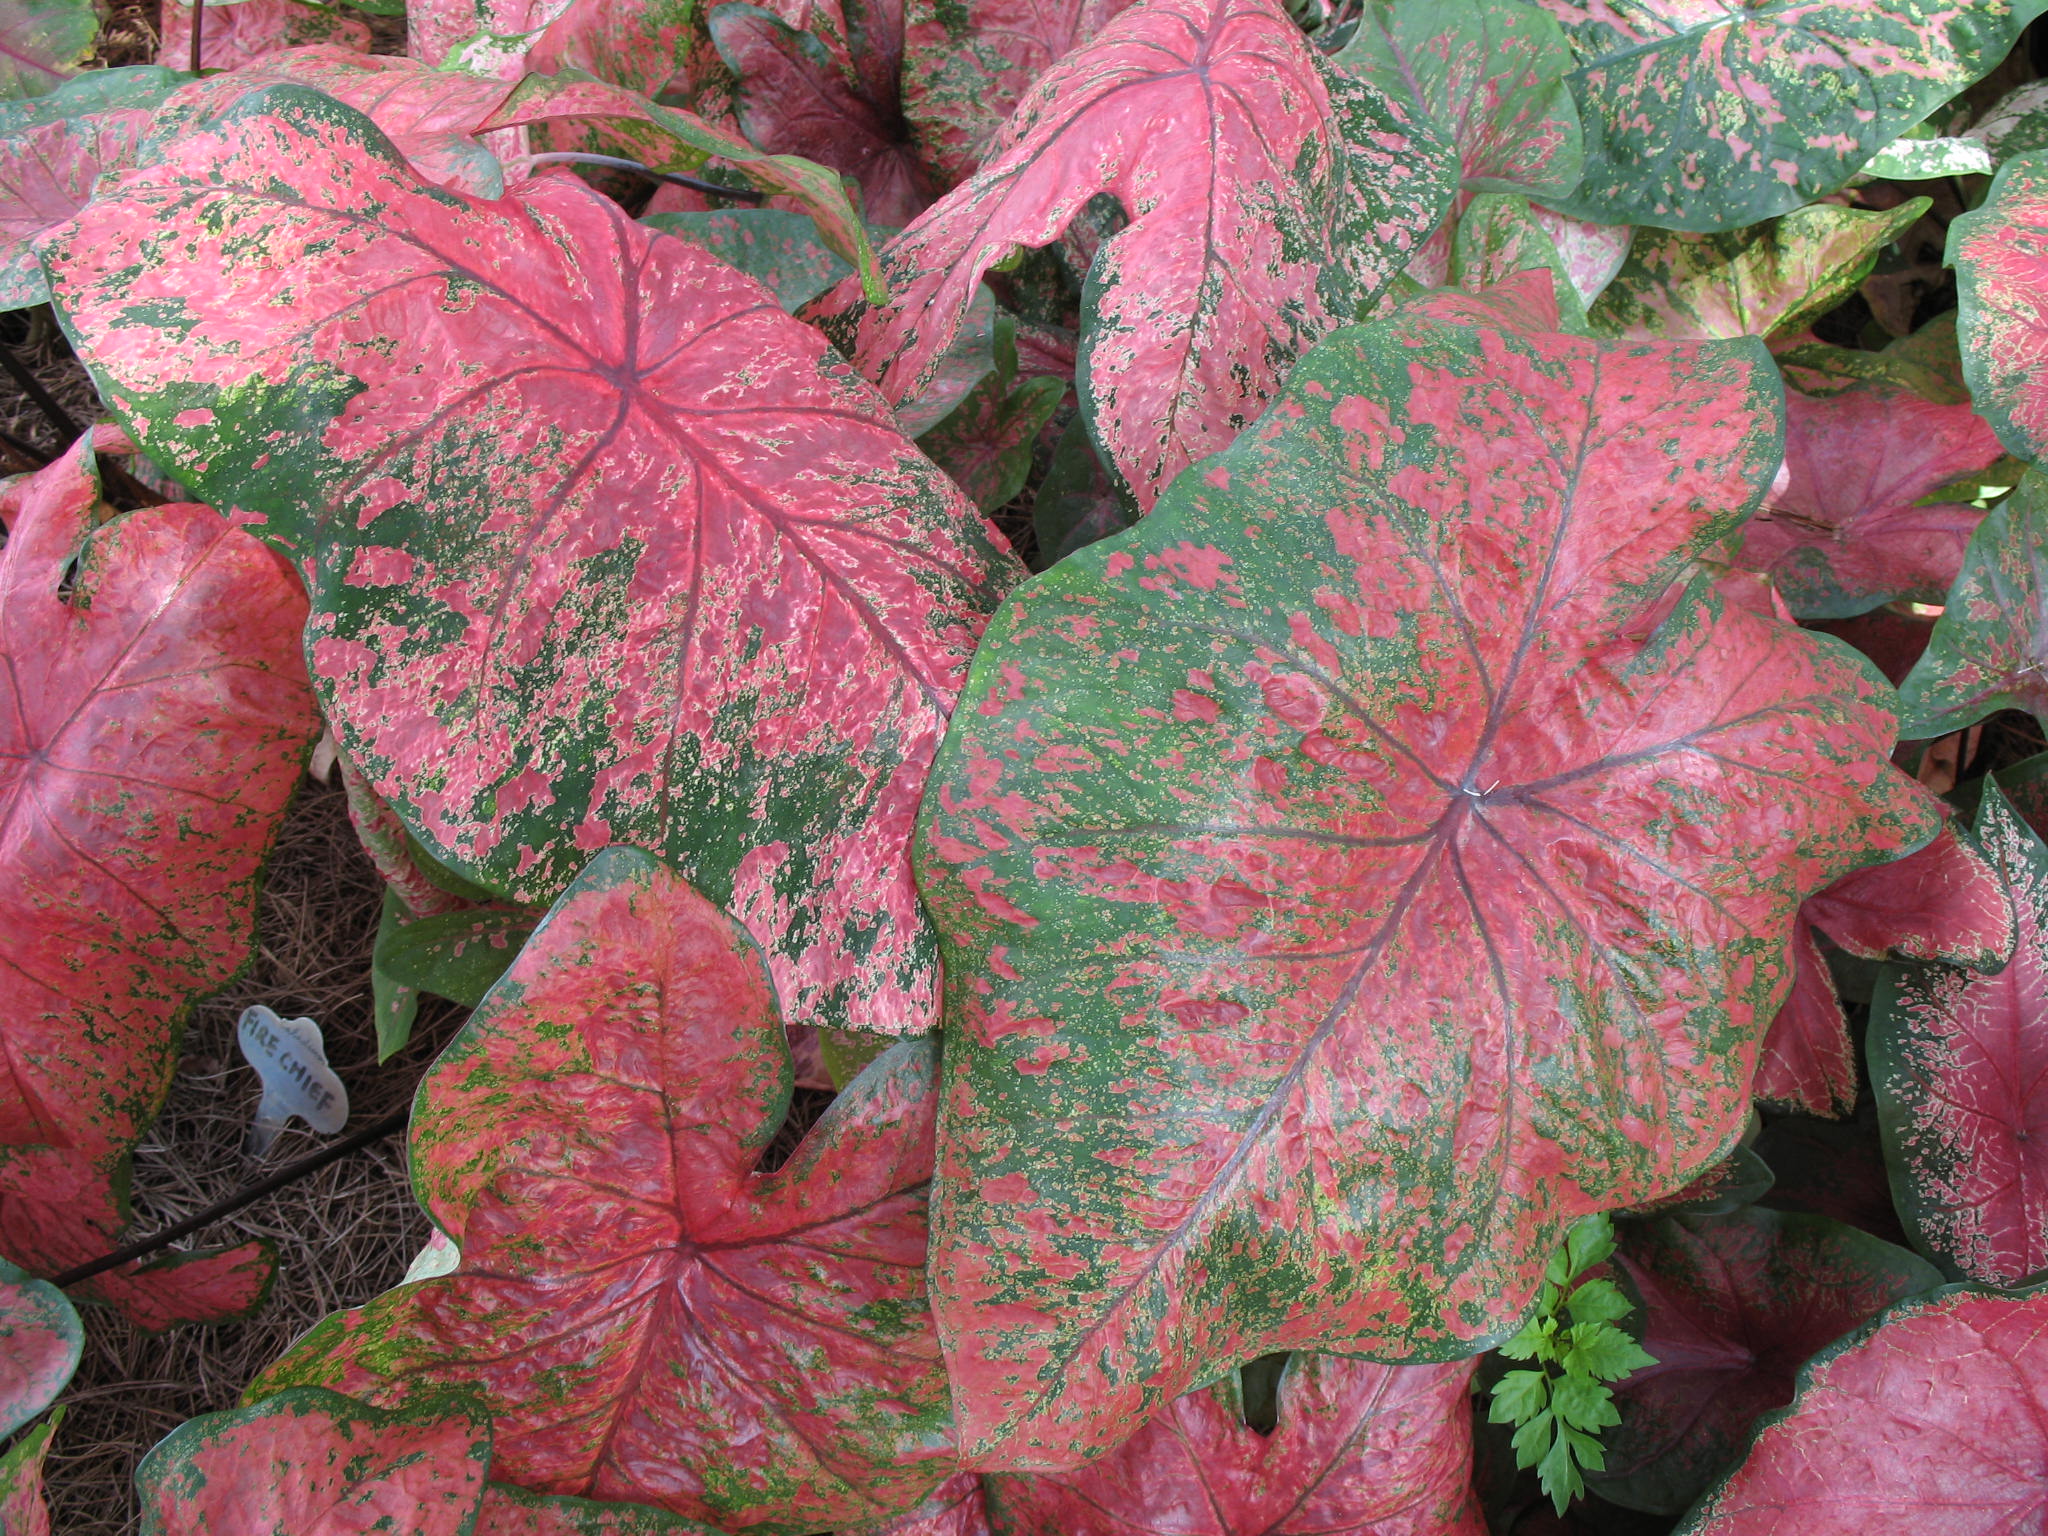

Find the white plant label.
[{"left": 238, "top": 1005, "right": 349, "bottom": 1156}]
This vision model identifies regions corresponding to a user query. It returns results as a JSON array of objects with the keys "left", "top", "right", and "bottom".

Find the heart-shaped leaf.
[
  {"left": 1587, "top": 203, "right": 1927, "bottom": 344},
  {"left": 914, "top": 286, "right": 1939, "bottom": 1467},
  {"left": 1593, "top": 1208, "right": 1941, "bottom": 1515},
  {"left": 814, "top": 0, "right": 1457, "bottom": 510},
  {"left": 0, "top": 1259, "right": 77, "bottom": 1440},
  {"left": 1895, "top": 468, "right": 2048, "bottom": 740},
  {"left": 158, "top": 0, "right": 371, "bottom": 71},
  {"left": 1677, "top": 1284, "right": 2048, "bottom": 1533},
  {"left": 138, "top": 1388, "right": 492, "bottom": 1536},
  {"left": 0, "top": 0, "right": 96, "bottom": 99},
  {"left": 254, "top": 847, "right": 953, "bottom": 1533},
  {"left": 1777, "top": 312, "right": 1974, "bottom": 404},
  {"left": 1872, "top": 779, "right": 2048, "bottom": 1285},
  {"left": 1330, "top": 0, "right": 1582, "bottom": 197},
  {"left": 1535, "top": 0, "right": 2042, "bottom": 229},
  {"left": 985, "top": 1354, "right": 1482, "bottom": 1535},
  {"left": 1734, "top": 379, "right": 2003, "bottom": 620},
  {"left": 47, "top": 83, "right": 1018, "bottom": 1037}
]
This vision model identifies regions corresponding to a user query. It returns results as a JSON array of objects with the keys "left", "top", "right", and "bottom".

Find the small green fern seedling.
[{"left": 1487, "top": 1212, "right": 1656, "bottom": 1514}]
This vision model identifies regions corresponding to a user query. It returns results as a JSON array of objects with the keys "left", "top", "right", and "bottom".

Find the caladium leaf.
[
  {"left": 914, "top": 288, "right": 1940, "bottom": 1466},
  {"left": 0, "top": 1411, "right": 57, "bottom": 1536},
  {"left": 0, "top": 1259, "right": 76, "bottom": 1440},
  {"left": 158, "top": 0, "right": 372, "bottom": 70},
  {"left": 1966, "top": 77, "right": 2048, "bottom": 166},
  {"left": 1871, "top": 781, "right": 2048, "bottom": 1285},
  {"left": 254, "top": 848, "right": 953, "bottom": 1533},
  {"left": 641, "top": 207, "right": 855, "bottom": 311},
  {"left": 1527, "top": 205, "right": 1630, "bottom": 308},
  {"left": 48, "top": 84, "right": 1017, "bottom": 1037},
  {"left": 474, "top": 1484, "right": 722, "bottom": 1535},
  {"left": 1895, "top": 468, "right": 2048, "bottom": 740},
  {"left": 1677, "top": 1284, "right": 2048, "bottom": 1533},
  {"left": 1330, "top": 0, "right": 1582, "bottom": 197},
  {"left": 401, "top": 0, "right": 698, "bottom": 91},
  {"left": 138, "top": 1388, "right": 492, "bottom": 1536},
  {"left": 375, "top": 906, "right": 536, "bottom": 1009},
  {"left": 815, "top": 0, "right": 1457, "bottom": 510},
  {"left": 0, "top": 0, "right": 95, "bottom": 99},
  {"left": 1030, "top": 414, "right": 1132, "bottom": 571},
  {"left": 919, "top": 316, "right": 1065, "bottom": 511},
  {"left": 1777, "top": 312, "right": 1972, "bottom": 404},
  {"left": 1535, "top": 0, "right": 2044, "bottom": 229},
  {"left": 1587, "top": 202, "right": 1927, "bottom": 343},
  {"left": 1733, "top": 380, "right": 2003, "bottom": 620},
  {"left": 984, "top": 1355, "right": 1483, "bottom": 1535},
  {"left": 1450, "top": 196, "right": 1589, "bottom": 331},
  {"left": 1594, "top": 1209, "right": 1940, "bottom": 1516},
  {"left": 1949, "top": 149, "right": 2048, "bottom": 461},
  {"left": 897, "top": 0, "right": 1136, "bottom": 186},
  {"left": 854, "top": 1475, "right": 989, "bottom": 1536}
]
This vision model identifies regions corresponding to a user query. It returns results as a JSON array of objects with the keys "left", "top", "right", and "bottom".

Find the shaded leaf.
[
  {"left": 642, "top": 207, "right": 854, "bottom": 311},
  {"left": 985, "top": 1355, "right": 1482, "bottom": 1535},
  {"left": 376, "top": 906, "right": 536, "bottom": 1009},
  {"left": 1587, "top": 202, "right": 1927, "bottom": 343},
  {"left": 1872, "top": 780, "right": 2048, "bottom": 1284},
  {"left": 1527, "top": 205, "right": 1631, "bottom": 307},
  {"left": 1895, "top": 467, "right": 2048, "bottom": 739},
  {"left": 158, "top": 0, "right": 372, "bottom": 70},
  {"left": 815, "top": 0, "right": 1457, "bottom": 510},
  {"left": 1029, "top": 414, "right": 1131, "bottom": 571},
  {"left": 852, "top": 1475, "right": 990, "bottom": 1536},
  {"left": 919, "top": 318, "right": 1065, "bottom": 511},
  {"left": 48, "top": 83, "right": 1018, "bottom": 1037},
  {"left": 474, "top": 1484, "right": 722, "bottom": 1535},
  {"left": 1595, "top": 1209, "right": 1939, "bottom": 1516},
  {"left": 1331, "top": 0, "right": 1582, "bottom": 196},
  {"left": 1677, "top": 1284, "right": 2048, "bottom": 1533},
  {"left": 1965, "top": 77, "right": 2048, "bottom": 166},
  {"left": 0, "top": 1411, "right": 58, "bottom": 1536},
  {"left": 1618, "top": 1143, "right": 1773, "bottom": 1219},
  {"left": 0, "top": 1260, "right": 75, "bottom": 1440},
  {"left": 914, "top": 289, "right": 1938, "bottom": 1466},
  {"left": 1536, "top": 0, "right": 2042, "bottom": 229},
  {"left": 255, "top": 849, "right": 953, "bottom": 1533},
  {"left": 0, "top": 0, "right": 95, "bottom": 100},
  {"left": 1776, "top": 312, "right": 1973, "bottom": 404},
  {"left": 138, "top": 1387, "right": 491, "bottom": 1536}
]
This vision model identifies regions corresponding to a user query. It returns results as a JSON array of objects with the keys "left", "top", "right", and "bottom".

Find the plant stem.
[
  {"left": 188, "top": 0, "right": 204, "bottom": 75},
  {"left": 508, "top": 152, "right": 766, "bottom": 203}
]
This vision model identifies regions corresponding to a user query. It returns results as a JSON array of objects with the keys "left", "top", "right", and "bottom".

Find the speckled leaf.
[
  {"left": 1734, "top": 380, "right": 2003, "bottom": 620},
  {"left": 159, "top": 0, "right": 372, "bottom": 70},
  {"left": 815, "top": 0, "right": 1457, "bottom": 510},
  {"left": 984, "top": 1355, "right": 1482, "bottom": 1535},
  {"left": 1895, "top": 468, "right": 2048, "bottom": 740},
  {"left": 1595, "top": 1209, "right": 1940, "bottom": 1516},
  {"left": 1588, "top": 202, "right": 1926, "bottom": 342},
  {"left": 1677, "top": 1284, "right": 2048, "bottom": 1533},
  {"left": 1331, "top": 0, "right": 1582, "bottom": 197},
  {"left": 919, "top": 319, "right": 1066, "bottom": 511},
  {"left": 914, "top": 290, "right": 1940, "bottom": 1467},
  {"left": 1965, "top": 77, "right": 2048, "bottom": 165},
  {"left": 47, "top": 85, "right": 1016, "bottom": 1036},
  {"left": 138, "top": 1388, "right": 492, "bottom": 1536},
  {"left": 375, "top": 906, "right": 535, "bottom": 1008},
  {"left": 641, "top": 207, "right": 854, "bottom": 311},
  {"left": 897, "top": 0, "right": 1136, "bottom": 186},
  {"left": 403, "top": 0, "right": 698, "bottom": 91},
  {"left": 855, "top": 1475, "right": 990, "bottom": 1536},
  {"left": 254, "top": 849, "right": 953, "bottom": 1533},
  {"left": 1776, "top": 312, "right": 1972, "bottom": 403},
  {"left": 1948, "top": 150, "right": 2048, "bottom": 461},
  {"left": 1758, "top": 824, "right": 2014, "bottom": 1117},
  {"left": 473, "top": 1484, "right": 722, "bottom": 1535},
  {"left": 1862, "top": 132, "right": 1993, "bottom": 178},
  {"left": 0, "top": 1412, "right": 58, "bottom": 1536},
  {"left": 0, "top": 1259, "right": 76, "bottom": 1440},
  {"left": 1536, "top": 0, "right": 2043, "bottom": 229},
  {"left": 1528, "top": 205, "right": 1631, "bottom": 307},
  {"left": 0, "top": 0, "right": 95, "bottom": 99},
  {"left": 1450, "top": 194, "right": 1589, "bottom": 330},
  {"left": 1871, "top": 781, "right": 2048, "bottom": 1285}
]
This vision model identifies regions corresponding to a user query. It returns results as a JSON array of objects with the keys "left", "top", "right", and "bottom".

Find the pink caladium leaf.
[
  {"left": 1895, "top": 468, "right": 2048, "bottom": 740},
  {"left": 914, "top": 289, "right": 1942, "bottom": 1468},
  {"left": 1527, "top": 205, "right": 1630, "bottom": 308},
  {"left": 396, "top": 0, "right": 697, "bottom": 90},
  {"left": 1329, "top": 0, "right": 1582, "bottom": 197},
  {"left": 0, "top": 1259, "right": 77, "bottom": 1440},
  {"left": 1535, "top": 0, "right": 2044, "bottom": 229},
  {"left": 1952, "top": 150, "right": 2048, "bottom": 461},
  {"left": 158, "top": 0, "right": 372, "bottom": 71},
  {"left": 985, "top": 1355, "right": 1482, "bottom": 1535},
  {"left": 1594, "top": 1209, "right": 1941, "bottom": 1516},
  {"left": 1677, "top": 1284, "right": 2048, "bottom": 1533},
  {"left": 47, "top": 84, "right": 1018, "bottom": 1037},
  {"left": 1871, "top": 780, "right": 2048, "bottom": 1285},
  {"left": 0, "top": 0, "right": 96, "bottom": 99},
  {"left": 474, "top": 1484, "right": 723, "bottom": 1535},
  {"left": 138, "top": 1388, "right": 492, "bottom": 1536},
  {"left": 1733, "top": 383, "right": 2004, "bottom": 620},
  {"left": 253, "top": 848, "right": 954, "bottom": 1533},
  {"left": 814, "top": 0, "right": 1457, "bottom": 510},
  {"left": 0, "top": 1411, "right": 58, "bottom": 1536},
  {"left": 0, "top": 66, "right": 180, "bottom": 308},
  {"left": 854, "top": 1475, "right": 990, "bottom": 1536}
]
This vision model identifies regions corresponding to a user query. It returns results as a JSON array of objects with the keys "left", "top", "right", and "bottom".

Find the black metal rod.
[
  {"left": 49, "top": 1108, "right": 410, "bottom": 1289},
  {"left": 0, "top": 422, "right": 50, "bottom": 468},
  {"left": 510, "top": 151, "right": 765, "bottom": 203},
  {"left": 188, "top": 0, "right": 204, "bottom": 75},
  {"left": 0, "top": 342, "right": 82, "bottom": 448}
]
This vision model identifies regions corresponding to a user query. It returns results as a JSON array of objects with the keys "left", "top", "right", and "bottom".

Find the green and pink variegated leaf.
[
  {"left": 1895, "top": 469, "right": 2048, "bottom": 740},
  {"left": 1952, "top": 151, "right": 2048, "bottom": 460},
  {"left": 0, "top": 1411, "right": 57, "bottom": 1536},
  {"left": 1757, "top": 824, "right": 2013, "bottom": 1117},
  {"left": 919, "top": 319, "right": 1066, "bottom": 511},
  {"left": 139, "top": 1389, "right": 492, "bottom": 1536},
  {"left": 815, "top": 0, "right": 1457, "bottom": 510},
  {"left": 1451, "top": 196, "right": 1589, "bottom": 330},
  {"left": 898, "top": 0, "right": 1135, "bottom": 186},
  {"left": 640, "top": 208, "right": 854, "bottom": 313},
  {"left": 1587, "top": 202, "right": 1927, "bottom": 343},
  {"left": 474, "top": 1484, "right": 722, "bottom": 1535},
  {"left": 0, "top": 0, "right": 96, "bottom": 100},
  {"left": 0, "top": 1259, "right": 76, "bottom": 1440},
  {"left": 158, "top": 0, "right": 372, "bottom": 70},
  {"left": 1777, "top": 312, "right": 1972, "bottom": 404},
  {"left": 853, "top": 1475, "right": 989, "bottom": 1536},
  {"left": 48, "top": 84, "right": 1016, "bottom": 1037},
  {"left": 1871, "top": 781, "right": 2048, "bottom": 1285},
  {"left": 1677, "top": 1284, "right": 2048, "bottom": 1534},
  {"left": 1528, "top": 205, "right": 1631, "bottom": 307},
  {"left": 404, "top": 0, "right": 698, "bottom": 91},
  {"left": 986, "top": 1355, "right": 1481, "bottom": 1535},
  {"left": 1536, "top": 0, "right": 2044, "bottom": 229},
  {"left": 914, "top": 287, "right": 1939, "bottom": 1467},
  {"left": 1330, "top": 0, "right": 1582, "bottom": 197},
  {"left": 1594, "top": 1209, "right": 1940, "bottom": 1516},
  {"left": 255, "top": 849, "right": 954, "bottom": 1533}
]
